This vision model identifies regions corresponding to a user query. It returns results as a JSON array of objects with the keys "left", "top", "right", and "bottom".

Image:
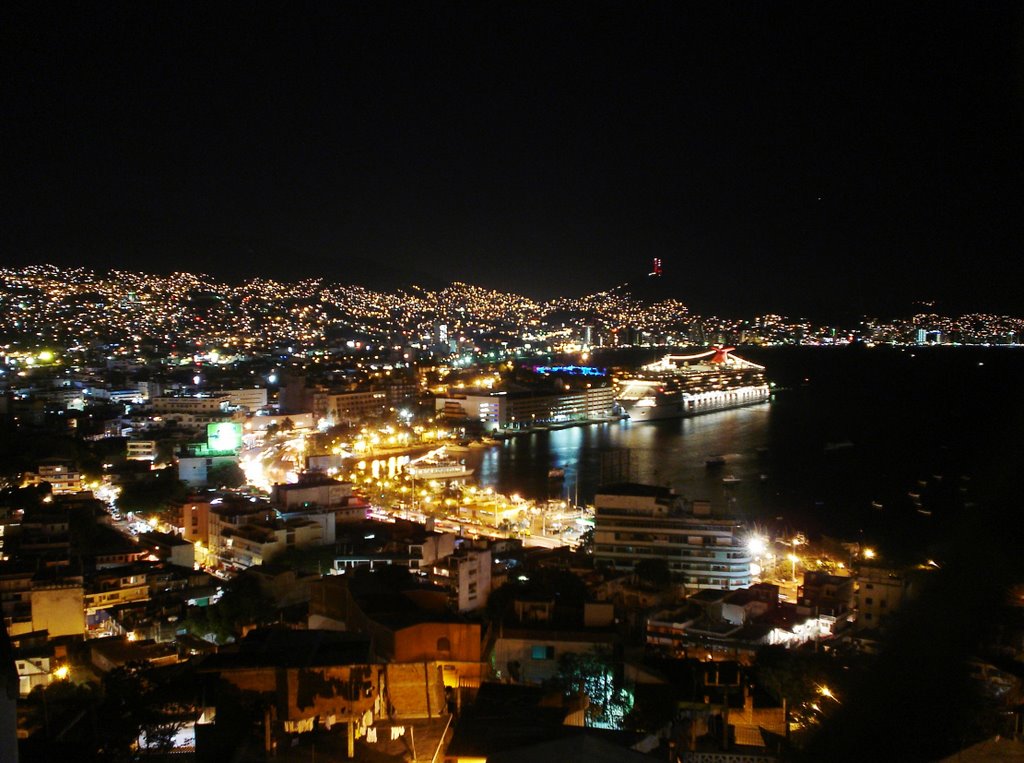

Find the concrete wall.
[{"left": 31, "top": 586, "right": 85, "bottom": 637}]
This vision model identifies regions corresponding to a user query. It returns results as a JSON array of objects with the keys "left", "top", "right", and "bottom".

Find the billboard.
[{"left": 207, "top": 422, "right": 243, "bottom": 452}]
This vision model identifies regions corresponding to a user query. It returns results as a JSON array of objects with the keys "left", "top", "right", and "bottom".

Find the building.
[
  {"left": 29, "top": 583, "right": 86, "bottom": 638},
  {"left": 273, "top": 473, "right": 374, "bottom": 539},
  {"left": 126, "top": 439, "right": 157, "bottom": 461},
  {"left": 180, "top": 498, "right": 212, "bottom": 546},
  {"left": 83, "top": 566, "right": 150, "bottom": 636},
  {"left": 429, "top": 547, "right": 492, "bottom": 613},
  {"left": 492, "top": 599, "right": 619, "bottom": 685},
  {"left": 646, "top": 583, "right": 836, "bottom": 660},
  {"left": 505, "top": 386, "right": 615, "bottom": 428},
  {"left": 312, "top": 389, "right": 388, "bottom": 426},
  {"left": 243, "top": 412, "right": 315, "bottom": 433},
  {"left": 436, "top": 391, "right": 508, "bottom": 430},
  {"left": 216, "top": 387, "right": 268, "bottom": 411},
  {"left": 307, "top": 577, "right": 486, "bottom": 690},
  {"left": 436, "top": 386, "right": 616, "bottom": 430},
  {"left": 178, "top": 454, "right": 237, "bottom": 487},
  {"left": 798, "top": 570, "right": 855, "bottom": 617},
  {"left": 593, "top": 484, "right": 751, "bottom": 590},
  {"left": 34, "top": 459, "right": 84, "bottom": 495},
  {"left": 272, "top": 474, "right": 355, "bottom": 511},
  {"left": 138, "top": 531, "right": 195, "bottom": 569},
  {"left": 206, "top": 500, "right": 276, "bottom": 568},
  {"left": 855, "top": 565, "right": 907, "bottom": 628},
  {"left": 151, "top": 395, "right": 230, "bottom": 414},
  {"left": 218, "top": 518, "right": 323, "bottom": 570}
]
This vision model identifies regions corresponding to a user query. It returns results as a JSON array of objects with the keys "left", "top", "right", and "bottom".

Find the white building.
[
  {"left": 436, "top": 391, "right": 508, "bottom": 429},
  {"left": 126, "top": 440, "right": 157, "bottom": 461},
  {"left": 35, "top": 460, "right": 84, "bottom": 495},
  {"left": 430, "top": 547, "right": 492, "bottom": 612},
  {"left": 593, "top": 484, "right": 751, "bottom": 590},
  {"left": 152, "top": 395, "right": 230, "bottom": 414},
  {"left": 217, "top": 387, "right": 268, "bottom": 411}
]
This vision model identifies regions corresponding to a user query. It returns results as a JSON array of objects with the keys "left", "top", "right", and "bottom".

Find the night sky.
[{"left": 5, "top": 3, "right": 1023, "bottom": 318}]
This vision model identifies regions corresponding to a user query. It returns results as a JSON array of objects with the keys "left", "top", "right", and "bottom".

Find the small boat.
[
  {"left": 706, "top": 456, "right": 727, "bottom": 468},
  {"left": 406, "top": 460, "right": 474, "bottom": 480},
  {"left": 548, "top": 467, "right": 565, "bottom": 481},
  {"left": 917, "top": 479, "right": 928, "bottom": 487},
  {"left": 722, "top": 475, "right": 742, "bottom": 486},
  {"left": 824, "top": 440, "right": 854, "bottom": 452},
  {"left": 908, "top": 491, "right": 921, "bottom": 501},
  {"left": 917, "top": 508, "right": 932, "bottom": 516},
  {"left": 871, "top": 501, "right": 883, "bottom": 510}
]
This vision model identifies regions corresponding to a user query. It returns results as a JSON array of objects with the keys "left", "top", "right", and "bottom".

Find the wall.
[{"left": 31, "top": 586, "right": 85, "bottom": 638}]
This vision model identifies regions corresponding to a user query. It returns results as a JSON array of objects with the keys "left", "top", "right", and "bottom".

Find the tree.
[
  {"left": 96, "top": 663, "right": 188, "bottom": 761},
  {"left": 187, "top": 572, "right": 276, "bottom": 643},
  {"left": 552, "top": 648, "right": 633, "bottom": 728},
  {"left": 207, "top": 461, "right": 245, "bottom": 488},
  {"left": 633, "top": 558, "right": 671, "bottom": 589},
  {"left": 117, "top": 469, "right": 188, "bottom": 514},
  {"left": 753, "top": 645, "right": 834, "bottom": 709}
]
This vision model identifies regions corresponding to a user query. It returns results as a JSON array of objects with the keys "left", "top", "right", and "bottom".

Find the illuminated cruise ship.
[{"left": 615, "top": 347, "right": 769, "bottom": 422}]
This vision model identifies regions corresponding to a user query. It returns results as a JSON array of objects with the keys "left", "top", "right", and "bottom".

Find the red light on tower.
[{"left": 649, "top": 257, "right": 662, "bottom": 277}]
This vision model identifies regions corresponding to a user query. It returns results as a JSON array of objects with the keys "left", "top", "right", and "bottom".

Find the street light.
[{"left": 787, "top": 553, "right": 799, "bottom": 582}]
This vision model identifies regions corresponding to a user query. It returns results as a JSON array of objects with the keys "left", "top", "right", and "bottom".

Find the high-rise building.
[{"left": 593, "top": 484, "right": 751, "bottom": 590}]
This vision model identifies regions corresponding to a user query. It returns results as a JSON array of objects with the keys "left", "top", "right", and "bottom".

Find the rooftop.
[
  {"left": 199, "top": 627, "right": 374, "bottom": 670},
  {"left": 595, "top": 482, "right": 674, "bottom": 499}
]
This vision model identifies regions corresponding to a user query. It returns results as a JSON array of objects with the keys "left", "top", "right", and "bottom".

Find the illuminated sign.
[
  {"left": 207, "top": 422, "right": 242, "bottom": 452},
  {"left": 531, "top": 365, "right": 607, "bottom": 377}
]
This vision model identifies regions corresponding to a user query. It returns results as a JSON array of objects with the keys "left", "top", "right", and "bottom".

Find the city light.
[{"left": 747, "top": 535, "right": 767, "bottom": 556}]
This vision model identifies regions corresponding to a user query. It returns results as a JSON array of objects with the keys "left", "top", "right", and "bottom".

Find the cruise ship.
[{"left": 615, "top": 347, "right": 769, "bottom": 422}]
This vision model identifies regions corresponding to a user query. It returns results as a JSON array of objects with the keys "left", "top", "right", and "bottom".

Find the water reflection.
[{"left": 467, "top": 404, "right": 773, "bottom": 514}]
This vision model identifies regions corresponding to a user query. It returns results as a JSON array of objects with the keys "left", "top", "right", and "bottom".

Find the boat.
[
  {"left": 871, "top": 501, "right": 884, "bottom": 510},
  {"left": 614, "top": 347, "right": 769, "bottom": 422},
  {"left": 548, "top": 467, "right": 565, "bottom": 481},
  {"left": 917, "top": 507, "right": 933, "bottom": 516},
  {"left": 405, "top": 460, "right": 474, "bottom": 480},
  {"left": 722, "top": 475, "right": 742, "bottom": 485},
  {"left": 705, "top": 455, "right": 727, "bottom": 468},
  {"left": 908, "top": 491, "right": 921, "bottom": 501},
  {"left": 824, "top": 440, "right": 854, "bottom": 452}
]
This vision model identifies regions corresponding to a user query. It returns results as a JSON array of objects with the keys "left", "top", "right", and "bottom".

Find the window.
[
  {"left": 531, "top": 645, "right": 555, "bottom": 660},
  {"left": 864, "top": 597, "right": 873, "bottom": 605},
  {"left": 436, "top": 637, "right": 450, "bottom": 651}
]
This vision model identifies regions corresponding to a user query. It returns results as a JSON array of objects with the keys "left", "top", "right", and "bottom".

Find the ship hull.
[{"left": 618, "top": 385, "right": 770, "bottom": 422}]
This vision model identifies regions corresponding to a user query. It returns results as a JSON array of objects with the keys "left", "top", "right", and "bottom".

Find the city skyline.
[
  {"left": 3, "top": 263, "right": 1023, "bottom": 354},
  {"left": 6, "top": 5, "right": 1024, "bottom": 317}
]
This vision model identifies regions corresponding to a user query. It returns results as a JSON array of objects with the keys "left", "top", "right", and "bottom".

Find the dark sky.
[{"left": 4, "top": 2, "right": 1023, "bottom": 317}]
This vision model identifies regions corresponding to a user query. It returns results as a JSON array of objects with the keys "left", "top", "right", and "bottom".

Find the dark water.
[{"left": 463, "top": 346, "right": 1024, "bottom": 560}]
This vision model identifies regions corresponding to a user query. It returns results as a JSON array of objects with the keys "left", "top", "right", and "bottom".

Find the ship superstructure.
[{"left": 615, "top": 347, "right": 769, "bottom": 421}]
